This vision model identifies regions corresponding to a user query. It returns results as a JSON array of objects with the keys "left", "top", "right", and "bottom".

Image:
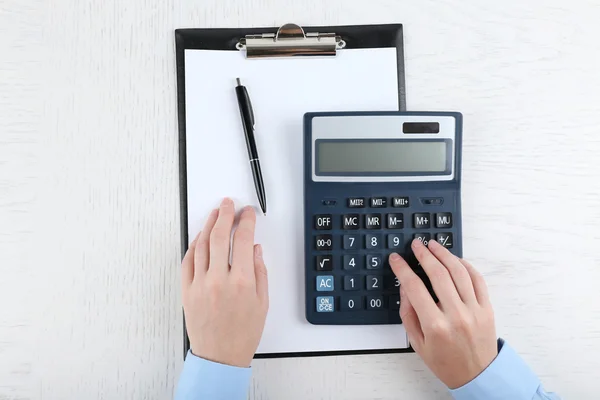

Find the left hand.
[{"left": 181, "top": 198, "right": 269, "bottom": 368}]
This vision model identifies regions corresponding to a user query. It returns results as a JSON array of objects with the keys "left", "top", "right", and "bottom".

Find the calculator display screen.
[{"left": 316, "top": 140, "right": 449, "bottom": 174}]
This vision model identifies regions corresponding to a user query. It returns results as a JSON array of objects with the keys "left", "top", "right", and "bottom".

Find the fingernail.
[
  {"left": 390, "top": 253, "right": 400, "bottom": 261},
  {"left": 243, "top": 205, "right": 254, "bottom": 213},
  {"left": 221, "top": 197, "right": 233, "bottom": 207},
  {"left": 412, "top": 238, "right": 423, "bottom": 249},
  {"left": 255, "top": 244, "right": 263, "bottom": 259}
]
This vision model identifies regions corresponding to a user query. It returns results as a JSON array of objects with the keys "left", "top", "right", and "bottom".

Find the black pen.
[{"left": 235, "top": 78, "right": 267, "bottom": 216}]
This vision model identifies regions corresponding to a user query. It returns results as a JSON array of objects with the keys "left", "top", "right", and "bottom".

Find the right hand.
[{"left": 389, "top": 239, "right": 498, "bottom": 389}]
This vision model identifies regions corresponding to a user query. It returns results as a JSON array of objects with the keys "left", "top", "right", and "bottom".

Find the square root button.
[
  {"left": 316, "top": 296, "right": 335, "bottom": 312},
  {"left": 316, "top": 275, "right": 334, "bottom": 291}
]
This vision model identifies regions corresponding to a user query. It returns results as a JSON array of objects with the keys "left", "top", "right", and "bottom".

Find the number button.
[
  {"left": 316, "top": 275, "right": 334, "bottom": 291},
  {"left": 436, "top": 233, "right": 453, "bottom": 248},
  {"left": 392, "top": 197, "right": 409, "bottom": 208},
  {"left": 389, "top": 295, "right": 400, "bottom": 310},
  {"left": 413, "top": 213, "right": 431, "bottom": 229},
  {"left": 366, "top": 275, "right": 382, "bottom": 290},
  {"left": 365, "top": 234, "right": 382, "bottom": 249},
  {"left": 316, "top": 255, "right": 333, "bottom": 271},
  {"left": 348, "top": 197, "right": 365, "bottom": 208},
  {"left": 367, "top": 295, "right": 385, "bottom": 310},
  {"left": 343, "top": 234, "right": 359, "bottom": 250},
  {"left": 366, "top": 255, "right": 382, "bottom": 270},
  {"left": 344, "top": 275, "right": 360, "bottom": 291},
  {"left": 435, "top": 213, "right": 453, "bottom": 228},
  {"left": 315, "top": 234, "right": 333, "bottom": 250},
  {"left": 414, "top": 233, "right": 431, "bottom": 246},
  {"left": 385, "top": 275, "right": 400, "bottom": 289},
  {"left": 341, "top": 296, "right": 363, "bottom": 311},
  {"left": 342, "top": 214, "right": 360, "bottom": 230},
  {"left": 387, "top": 213, "right": 404, "bottom": 229},
  {"left": 316, "top": 296, "right": 334, "bottom": 312},
  {"left": 314, "top": 214, "right": 332, "bottom": 230},
  {"left": 343, "top": 255, "right": 362, "bottom": 270},
  {"left": 387, "top": 234, "right": 403, "bottom": 249},
  {"left": 370, "top": 197, "right": 387, "bottom": 208},
  {"left": 365, "top": 214, "right": 382, "bottom": 229}
]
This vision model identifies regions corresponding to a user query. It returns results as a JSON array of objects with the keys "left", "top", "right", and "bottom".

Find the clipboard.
[{"left": 175, "top": 23, "right": 411, "bottom": 359}]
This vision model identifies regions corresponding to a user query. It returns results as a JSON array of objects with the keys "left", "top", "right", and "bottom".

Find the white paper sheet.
[{"left": 184, "top": 48, "right": 409, "bottom": 354}]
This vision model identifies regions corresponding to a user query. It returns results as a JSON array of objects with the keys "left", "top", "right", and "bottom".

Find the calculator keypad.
[{"left": 309, "top": 195, "right": 458, "bottom": 324}]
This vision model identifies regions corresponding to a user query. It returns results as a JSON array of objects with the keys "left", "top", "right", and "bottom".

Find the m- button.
[{"left": 314, "top": 214, "right": 332, "bottom": 230}]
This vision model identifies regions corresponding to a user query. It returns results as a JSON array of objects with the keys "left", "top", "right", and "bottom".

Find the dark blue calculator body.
[{"left": 303, "top": 111, "right": 463, "bottom": 325}]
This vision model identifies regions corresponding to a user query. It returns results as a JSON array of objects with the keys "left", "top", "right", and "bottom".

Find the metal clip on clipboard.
[{"left": 236, "top": 23, "right": 346, "bottom": 58}]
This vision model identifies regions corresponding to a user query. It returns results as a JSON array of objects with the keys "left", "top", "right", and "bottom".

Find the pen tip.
[
  {"left": 236, "top": 77, "right": 241, "bottom": 86},
  {"left": 263, "top": 213, "right": 266, "bottom": 216}
]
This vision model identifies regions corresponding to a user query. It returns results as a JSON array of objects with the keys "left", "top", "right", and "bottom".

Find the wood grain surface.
[{"left": 1, "top": 0, "right": 600, "bottom": 398}]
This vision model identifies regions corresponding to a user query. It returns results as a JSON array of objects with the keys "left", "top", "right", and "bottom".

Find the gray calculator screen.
[{"left": 317, "top": 140, "right": 448, "bottom": 174}]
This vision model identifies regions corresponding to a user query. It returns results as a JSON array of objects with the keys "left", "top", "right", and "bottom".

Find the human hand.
[
  {"left": 389, "top": 239, "right": 497, "bottom": 389},
  {"left": 181, "top": 198, "right": 269, "bottom": 368}
]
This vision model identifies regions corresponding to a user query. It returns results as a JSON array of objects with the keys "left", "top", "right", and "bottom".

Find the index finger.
[{"left": 389, "top": 253, "right": 442, "bottom": 325}]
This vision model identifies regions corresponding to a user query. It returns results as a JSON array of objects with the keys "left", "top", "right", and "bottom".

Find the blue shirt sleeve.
[
  {"left": 174, "top": 351, "right": 252, "bottom": 400},
  {"left": 450, "top": 339, "right": 560, "bottom": 400}
]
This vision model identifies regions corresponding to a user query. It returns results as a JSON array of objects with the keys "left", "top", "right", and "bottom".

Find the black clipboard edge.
[{"left": 175, "top": 24, "right": 410, "bottom": 359}]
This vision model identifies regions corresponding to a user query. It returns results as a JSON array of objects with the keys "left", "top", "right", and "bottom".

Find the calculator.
[{"left": 303, "top": 111, "right": 463, "bottom": 325}]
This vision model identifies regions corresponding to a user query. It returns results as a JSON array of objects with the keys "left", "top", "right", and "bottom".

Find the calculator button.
[
  {"left": 316, "top": 255, "right": 333, "bottom": 271},
  {"left": 436, "top": 233, "right": 454, "bottom": 248},
  {"left": 366, "top": 275, "right": 383, "bottom": 290},
  {"left": 343, "top": 255, "right": 362, "bottom": 270},
  {"left": 348, "top": 197, "right": 365, "bottom": 208},
  {"left": 344, "top": 275, "right": 361, "bottom": 291},
  {"left": 370, "top": 197, "right": 387, "bottom": 208},
  {"left": 316, "top": 275, "right": 334, "bottom": 291},
  {"left": 315, "top": 235, "right": 333, "bottom": 250},
  {"left": 392, "top": 197, "right": 409, "bottom": 208},
  {"left": 367, "top": 295, "right": 385, "bottom": 310},
  {"left": 342, "top": 214, "right": 360, "bottom": 230},
  {"left": 365, "top": 234, "right": 382, "bottom": 249},
  {"left": 316, "top": 296, "right": 335, "bottom": 312},
  {"left": 366, "top": 255, "right": 382, "bottom": 269},
  {"left": 413, "top": 213, "right": 431, "bottom": 229},
  {"left": 389, "top": 295, "right": 401, "bottom": 310},
  {"left": 341, "top": 296, "right": 363, "bottom": 311},
  {"left": 365, "top": 214, "right": 382, "bottom": 229},
  {"left": 387, "top": 213, "right": 404, "bottom": 229},
  {"left": 314, "top": 214, "right": 332, "bottom": 230},
  {"left": 385, "top": 275, "right": 400, "bottom": 289},
  {"left": 387, "top": 234, "right": 403, "bottom": 249},
  {"left": 435, "top": 213, "right": 453, "bottom": 228},
  {"left": 413, "top": 233, "right": 431, "bottom": 246},
  {"left": 343, "top": 234, "right": 359, "bottom": 250}
]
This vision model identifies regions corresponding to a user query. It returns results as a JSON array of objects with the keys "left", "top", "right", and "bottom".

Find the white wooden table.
[{"left": 2, "top": 0, "right": 600, "bottom": 398}]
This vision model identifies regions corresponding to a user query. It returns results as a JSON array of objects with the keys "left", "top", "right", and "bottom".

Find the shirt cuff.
[
  {"left": 175, "top": 350, "right": 252, "bottom": 400},
  {"left": 450, "top": 339, "right": 541, "bottom": 400}
]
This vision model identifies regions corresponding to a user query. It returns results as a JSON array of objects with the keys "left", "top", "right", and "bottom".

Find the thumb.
[
  {"left": 400, "top": 287, "right": 424, "bottom": 351},
  {"left": 254, "top": 245, "right": 269, "bottom": 306}
]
